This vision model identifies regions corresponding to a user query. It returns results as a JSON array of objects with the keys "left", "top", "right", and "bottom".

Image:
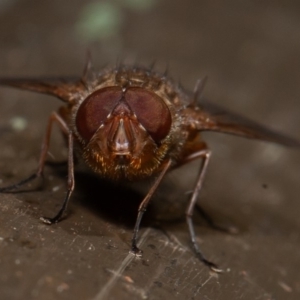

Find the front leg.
[{"left": 131, "top": 159, "right": 172, "bottom": 255}]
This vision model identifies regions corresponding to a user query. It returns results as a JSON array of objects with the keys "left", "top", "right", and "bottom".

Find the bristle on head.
[
  {"left": 81, "top": 50, "right": 96, "bottom": 88},
  {"left": 192, "top": 76, "right": 208, "bottom": 106}
]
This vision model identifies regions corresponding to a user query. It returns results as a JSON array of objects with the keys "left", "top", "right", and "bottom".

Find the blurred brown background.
[{"left": 0, "top": 1, "right": 300, "bottom": 299}]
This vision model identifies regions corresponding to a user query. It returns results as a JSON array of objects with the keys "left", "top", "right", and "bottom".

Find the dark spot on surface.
[
  {"left": 20, "top": 239, "right": 36, "bottom": 249},
  {"left": 147, "top": 244, "right": 156, "bottom": 249},
  {"left": 106, "top": 244, "right": 117, "bottom": 250},
  {"left": 142, "top": 259, "right": 149, "bottom": 266},
  {"left": 154, "top": 281, "right": 163, "bottom": 288}
]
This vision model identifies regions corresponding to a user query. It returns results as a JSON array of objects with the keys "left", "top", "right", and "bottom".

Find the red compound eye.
[
  {"left": 125, "top": 87, "right": 172, "bottom": 143},
  {"left": 76, "top": 87, "right": 122, "bottom": 142}
]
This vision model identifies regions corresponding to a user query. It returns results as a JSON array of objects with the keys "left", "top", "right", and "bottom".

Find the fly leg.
[
  {"left": 0, "top": 112, "right": 69, "bottom": 192},
  {"left": 40, "top": 129, "right": 74, "bottom": 224},
  {"left": 131, "top": 159, "right": 172, "bottom": 255},
  {"left": 0, "top": 173, "right": 40, "bottom": 193},
  {"left": 0, "top": 112, "right": 75, "bottom": 224},
  {"left": 185, "top": 148, "right": 223, "bottom": 272}
]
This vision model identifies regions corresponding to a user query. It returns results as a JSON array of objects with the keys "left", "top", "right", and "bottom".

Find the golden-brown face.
[{"left": 74, "top": 85, "right": 173, "bottom": 180}]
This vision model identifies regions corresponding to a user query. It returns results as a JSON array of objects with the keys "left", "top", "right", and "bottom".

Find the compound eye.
[
  {"left": 76, "top": 87, "right": 122, "bottom": 142},
  {"left": 125, "top": 87, "right": 172, "bottom": 143}
]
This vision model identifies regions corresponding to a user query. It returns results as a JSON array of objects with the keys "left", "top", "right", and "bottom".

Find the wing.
[
  {"left": 190, "top": 99, "right": 300, "bottom": 147},
  {"left": 0, "top": 77, "right": 84, "bottom": 103}
]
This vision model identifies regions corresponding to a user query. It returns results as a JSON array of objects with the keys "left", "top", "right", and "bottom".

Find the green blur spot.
[
  {"left": 76, "top": 2, "right": 123, "bottom": 41},
  {"left": 10, "top": 116, "right": 28, "bottom": 132}
]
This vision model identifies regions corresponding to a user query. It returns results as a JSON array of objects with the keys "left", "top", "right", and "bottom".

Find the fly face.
[{"left": 74, "top": 84, "right": 172, "bottom": 180}]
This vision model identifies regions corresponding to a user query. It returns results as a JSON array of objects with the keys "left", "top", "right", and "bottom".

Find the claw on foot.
[
  {"left": 130, "top": 245, "right": 143, "bottom": 257},
  {"left": 40, "top": 216, "right": 57, "bottom": 225},
  {"left": 201, "top": 257, "right": 224, "bottom": 273}
]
